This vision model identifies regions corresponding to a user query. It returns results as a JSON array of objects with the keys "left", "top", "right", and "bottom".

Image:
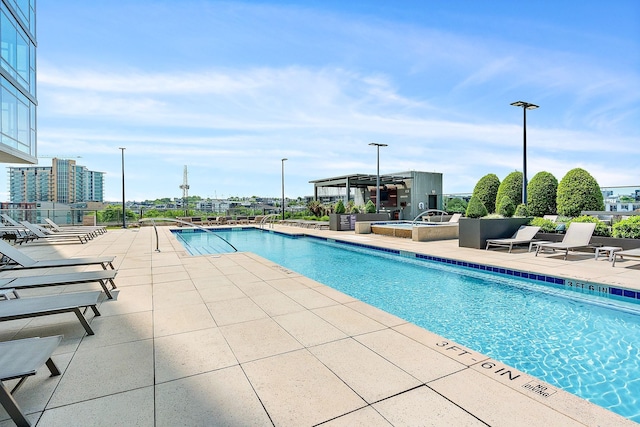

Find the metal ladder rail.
[
  {"left": 259, "top": 214, "right": 279, "bottom": 229},
  {"left": 138, "top": 218, "right": 238, "bottom": 252},
  {"left": 411, "top": 209, "right": 449, "bottom": 225}
]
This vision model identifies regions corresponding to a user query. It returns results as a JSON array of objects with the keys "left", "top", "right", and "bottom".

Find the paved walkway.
[{"left": 0, "top": 225, "right": 638, "bottom": 426}]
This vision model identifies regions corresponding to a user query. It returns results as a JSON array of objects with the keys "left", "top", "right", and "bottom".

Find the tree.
[
  {"left": 527, "top": 171, "right": 558, "bottom": 217},
  {"left": 445, "top": 198, "right": 467, "bottom": 214},
  {"left": 334, "top": 199, "right": 346, "bottom": 214},
  {"left": 307, "top": 200, "right": 323, "bottom": 217},
  {"left": 471, "top": 174, "right": 500, "bottom": 214},
  {"left": 495, "top": 171, "right": 522, "bottom": 214},
  {"left": 365, "top": 200, "right": 376, "bottom": 213},
  {"left": 465, "top": 195, "right": 488, "bottom": 218},
  {"left": 556, "top": 168, "right": 604, "bottom": 217}
]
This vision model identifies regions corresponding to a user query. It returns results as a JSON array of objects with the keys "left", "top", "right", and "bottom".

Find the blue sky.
[{"left": 7, "top": 0, "right": 640, "bottom": 202}]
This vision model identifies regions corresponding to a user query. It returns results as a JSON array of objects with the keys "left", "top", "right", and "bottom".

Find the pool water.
[{"left": 174, "top": 228, "right": 640, "bottom": 422}]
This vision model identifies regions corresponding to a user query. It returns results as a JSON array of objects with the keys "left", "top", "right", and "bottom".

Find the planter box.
[
  {"left": 330, "top": 213, "right": 388, "bottom": 231},
  {"left": 459, "top": 217, "right": 532, "bottom": 249}
]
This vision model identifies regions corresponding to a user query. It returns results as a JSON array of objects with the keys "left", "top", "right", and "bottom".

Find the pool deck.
[{"left": 1, "top": 225, "right": 638, "bottom": 426}]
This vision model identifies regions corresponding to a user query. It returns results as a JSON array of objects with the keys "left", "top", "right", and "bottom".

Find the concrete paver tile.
[
  {"left": 48, "top": 340, "right": 154, "bottom": 407},
  {"left": 310, "top": 338, "right": 422, "bottom": 403},
  {"left": 37, "top": 387, "right": 154, "bottom": 427},
  {"left": 153, "top": 289, "right": 203, "bottom": 310},
  {"left": 274, "top": 310, "right": 347, "bottom": 347},
  {"left": 196, "top": 284, "right": 246, "bottom": 303},
  {"left": 153, "top": 303, "right": 216, "bottom": 337},
  {"left": 250, "top": 291, "right": 305, "bottom": 316},
  {"left": 0, "top": 353, "right": 71, "bottom": 423},
  {"left": 373, "top": 386, "right": 486, "bottom": 426},
  {"left": 285, "top": 287, "right": 342, "bottom": 309},
  {"left": 219, "top": 317, "right": 303, "bottom": 362},
  {"left": 345, "top": 300, "right": 408, "bottom": 327},
  {"left": 319, "top": 406, "right": 393, "bottom": 426},
  {"left": 243, "top": 349, "right": 367, "bottom": 426},
  {"left": 155, "top": 328, "right": 237, "bottom": 383},
  {"left": 356, "top": 329, "right": 468, "bottom": 383},
  {"left": 98, "top": 284, "right": 152, "bottom": 316},
  {"left": 428, "top": 368, "right": 584, "bottom": 427},
  {"left": 312, "top": 304, "right": 387, "bottom": 336},
  {"left": 76, "top": 310, "right": 153, "bottom": 350},
  {"left": 155, "top": 366, "right": 272, "bottom": 427},
  {"left": 206, "top": 296, "right": 268, "bottom": 326}
]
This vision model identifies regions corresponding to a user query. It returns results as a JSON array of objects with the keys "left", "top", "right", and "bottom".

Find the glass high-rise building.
[
  {"left": 9, "top": 158, "right": 105, "bottom": 203},
  {"left": 0, "top": 0, "right": 37, "bottom": 164}
]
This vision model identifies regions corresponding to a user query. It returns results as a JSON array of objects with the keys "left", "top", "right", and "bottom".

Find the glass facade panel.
[
  {"left": 0, "top": 10, "right": 17, "bottom": 80},
  {"left": 0, "top": 0, "right": 36, "bottom": 163}
]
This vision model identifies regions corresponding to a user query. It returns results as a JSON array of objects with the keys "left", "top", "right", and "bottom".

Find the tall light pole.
[
  {"left": 119, "top": 147, "right": 126, "bottom": 228},
  {"left": 510, "top": 101, "right": 539, "bottom": 205},
  {"left": 368, "top": 143, "right": 388, "bottom": 214},
  {"left": 281, "top": 158, "right": 287, "bottom": 221}
]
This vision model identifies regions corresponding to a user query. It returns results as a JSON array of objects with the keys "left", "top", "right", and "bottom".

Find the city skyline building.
[{"left": 8, "top": 158, "right": 105, "bottom": 203}]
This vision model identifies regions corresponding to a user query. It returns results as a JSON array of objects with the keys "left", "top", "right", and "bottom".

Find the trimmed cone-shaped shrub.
[
  {"left": 335, "top": 199, "right": 346, "bottom": 214},
  {"left": 514, "top": 203, "right": 528, "bottom": 217},
  {"left": 471, "top": 174, "right": 500, "bottom": 214},
  {"left": 613, "top": 216, "right": 640, "bottom": 239},
  {"left": 527, "top": 171, "right": 558, "bottom": 217},
  {"left": 556, "top": 168, "right": 604, "bottom": 217},
  {"left": 365, "top": 200, "right": 376, "bottom": 213},
  {"left": 495, "top": 171, "right": 523, "bottom": 214},
  {"left": 497, "top": 196, "right": 516, "bottom": 217},
  {"left": 465, "top": 195, "right": 488, "bottom": 218}
]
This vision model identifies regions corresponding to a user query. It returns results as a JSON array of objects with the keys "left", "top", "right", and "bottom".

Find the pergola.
[{"left": 309, "top": 173, "right": 410, "bottom": 201}]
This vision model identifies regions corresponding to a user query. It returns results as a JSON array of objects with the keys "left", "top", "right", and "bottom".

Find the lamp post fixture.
[
  {"left": 119, "top": 147, "right": 126, "bottom": 228},
  {"left": 281, "top": 158, "right": 288, "bottom": 221},
  {"left": 510, "top": 101, "right": 539, "bottom": 205},
  {"left": 368, "top": 143, "right": 388, "bottom": 214}
]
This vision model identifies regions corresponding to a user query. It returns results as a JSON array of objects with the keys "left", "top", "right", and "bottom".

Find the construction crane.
[{"left": 179, "top": 165, "right": 189, "bottom": 214}]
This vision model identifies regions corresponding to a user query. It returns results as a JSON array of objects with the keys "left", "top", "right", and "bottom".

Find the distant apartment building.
[
  {"left": 9, "top": 158, "right": 105, "bottom": 203},
  {"left": 0, "top": 0, "right": 37, "bottom": 165}
]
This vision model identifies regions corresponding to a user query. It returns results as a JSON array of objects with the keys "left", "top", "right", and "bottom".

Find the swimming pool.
[{"left": 174, "top": 228, "right": 640, "bottom": 422}]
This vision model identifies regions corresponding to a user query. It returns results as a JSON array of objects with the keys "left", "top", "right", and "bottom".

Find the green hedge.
[
  {"left": 569, "top": 215, "right": 611, "bottom": 237},
  {"left": 528, "top": 217, "right": 557, "bottom": 233},
  {"left": 612, "top": 216, "right": 640, "bottom": 239}
]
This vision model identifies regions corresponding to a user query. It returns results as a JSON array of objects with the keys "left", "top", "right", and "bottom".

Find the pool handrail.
[
  {"left": 411, "top": 209, "right": 449, "bottom": 225},
  {"left": 259, "top": 214, "right": 279, "bottom": 229},
  {"left": 138, "top": 218, "right": 238, "bottom": 252}
]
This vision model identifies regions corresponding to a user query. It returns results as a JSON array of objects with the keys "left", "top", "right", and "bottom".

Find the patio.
[{"left": 0, "top": 225, "right": 638, "bottom": 426}]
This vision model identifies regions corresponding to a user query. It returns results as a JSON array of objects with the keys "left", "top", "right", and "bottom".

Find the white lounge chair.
[
  {"left": 0, "top": 239, "right": 115, "bottom": 271},
  {"left": 535, "top": 222, "right": 596, "bottom": 260},
  {"left": 485, "top": 226, "right": 541, "bottom": 253},
  {"left": 0, "top": 290, "right": 102, "bottom": 335},
  {"left": 0, "top": 269, "right": 118, "bottom": 299},
  {"left": 448, "top": 213, "right": 462, "bottom": 223},
  {"left": 611, "top": 248, "right": 640, "bottom": 267},
  {"left": 44, "top": 218, "right": 106, "bottom": 235},
  {"left": 20, "top": 221, "right": 92, "bottom": 244},
  {"left": 0, "top": 336, "right": 63, "bottom": 427}
]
